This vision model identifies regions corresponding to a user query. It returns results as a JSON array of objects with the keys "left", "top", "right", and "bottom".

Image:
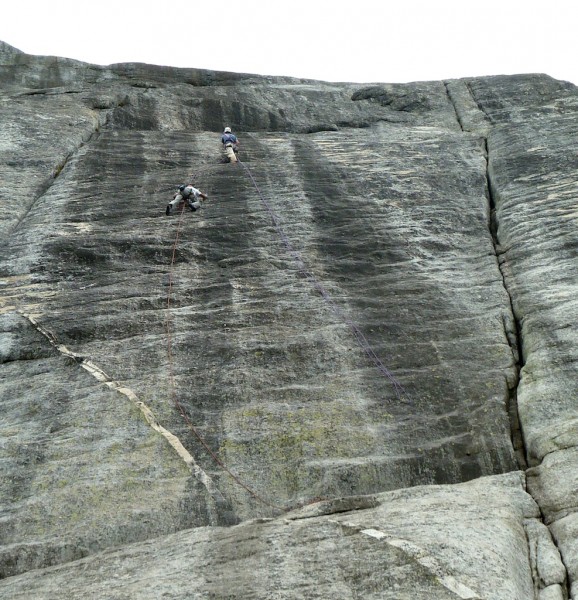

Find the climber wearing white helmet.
[
  {"left": 221, "top": 126, "right": 239, "bottom": 163},
  {"left": 166, "top": 183, "right": 208, "bottom": 215}
]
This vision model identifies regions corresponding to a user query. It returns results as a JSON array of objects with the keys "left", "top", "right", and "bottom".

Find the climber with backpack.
[
  {"left": 221, "top": 126, "right": 239, "bottom": 163},
  {"left": 166, "top": 183, "right": 208, "bottom": 215}
]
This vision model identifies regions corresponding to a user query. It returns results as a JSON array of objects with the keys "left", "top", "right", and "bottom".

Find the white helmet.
[{"left": 224, "top": 127, "right": 231, "bottom": 133}]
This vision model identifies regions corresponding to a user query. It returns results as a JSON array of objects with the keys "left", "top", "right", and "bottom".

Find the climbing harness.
[{"left": 223, "top": 143, "right": 238, "bottom": 163}]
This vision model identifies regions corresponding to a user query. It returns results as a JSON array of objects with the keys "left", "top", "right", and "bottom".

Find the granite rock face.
[
  {"left": 0, "top": 473, "right": 548, "bottom": 600},
  {"left": 0, "top": 43, "right": 576, "bottom": 598}
]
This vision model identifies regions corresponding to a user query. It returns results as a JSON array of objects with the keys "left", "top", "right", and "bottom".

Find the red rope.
[
  {"left": 165, "top": 202, "right": 186, "bottom": 392},
  {"left": 165, "top": 198, "right": 287, "bottom": 514}
]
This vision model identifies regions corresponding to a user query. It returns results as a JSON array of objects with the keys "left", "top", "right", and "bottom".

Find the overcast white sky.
[{"left": 1, "top": 0, "right": 577, "bottom": 86}]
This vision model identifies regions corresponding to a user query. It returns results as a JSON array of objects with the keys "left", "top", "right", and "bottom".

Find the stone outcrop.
[
  {"left": 0, "top": 42, "right": 576, "bottom": 598},
  {"left": 0, "top": 473, "right": 553, "bottom": 600}
]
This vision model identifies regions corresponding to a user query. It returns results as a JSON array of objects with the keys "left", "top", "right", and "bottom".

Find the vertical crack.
[
  {"left": 483, "top": 136, "right": 571, "bottom": 597},
  {"left": 465, "top": 81, "right": 494, "bottom": 124},
  {"left": 482, "top": 138, "right": 527, "bottom": 470},
  {"left": 443, "top": 81, "right": 465, "bottom": 132}
]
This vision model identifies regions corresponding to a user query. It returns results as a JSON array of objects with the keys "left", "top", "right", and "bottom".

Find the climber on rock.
[
  {"left": 166, "top": 183, "right": 208, "bottom": 215},
  {"left": 221, "top": 126, "right": 239, "bottom": 163}
]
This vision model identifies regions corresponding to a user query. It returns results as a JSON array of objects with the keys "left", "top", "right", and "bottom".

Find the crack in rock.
[{"left": 16, "top": 310, "right": 224, "bottom": 521}]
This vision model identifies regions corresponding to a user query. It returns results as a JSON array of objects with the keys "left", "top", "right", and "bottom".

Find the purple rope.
[{"left": 239, "top": 160, "right": 407, "bottom": 402}]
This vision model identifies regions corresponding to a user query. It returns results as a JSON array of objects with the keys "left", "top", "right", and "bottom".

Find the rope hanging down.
[
  {"left": 165, "top": 200, "right": 286, "bottom": 514},
  {"left": 164, "top": 155, "right": 408, "bottom": 513},
  {"left": 238, "top": 158, "right": 408, "bottom": 402}
]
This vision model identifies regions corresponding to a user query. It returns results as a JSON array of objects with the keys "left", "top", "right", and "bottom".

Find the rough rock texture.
[
  {"left": 0, "top": 42, "right": 577, "bottom": 598},
  {"left": 0, "top": 473, "right": 546, "bottom": 600}
]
